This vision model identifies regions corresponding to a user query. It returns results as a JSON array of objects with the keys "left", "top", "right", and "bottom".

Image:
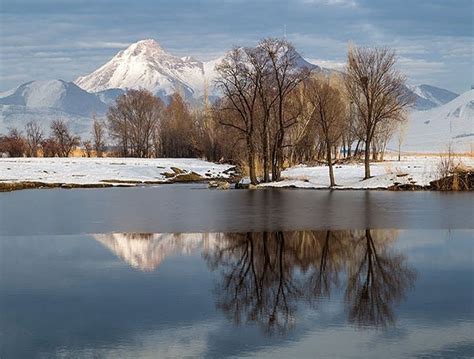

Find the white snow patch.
[
  {"left": 0, "top": 157, "right": 234, "bottom": 186},
  {"left": 258, "top": 155, "right": 474, "bottom": 189}
]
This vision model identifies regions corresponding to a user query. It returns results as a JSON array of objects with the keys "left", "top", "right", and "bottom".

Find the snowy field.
[
  {"left": 0, "top": 157, "right": 235, "bottom": 186},
  {"left": 0, "top": 155, "right": 472, "bottom": 190},
  {"left": 259, "top": 154, "right": 474, "bottom": 189}
]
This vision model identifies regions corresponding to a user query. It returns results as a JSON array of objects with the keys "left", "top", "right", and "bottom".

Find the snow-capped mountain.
[
  {"left": 0, "top": 80, "right": 108, "bottom": 137},
  {"left": 75, "top": 39, "right": 208, "bottom": 100},
  {"left": 409, "top": 84, "right": 459, "bottom": 111},
  {"left": 74, "top": 39, "right": 318, "bottom": 100},
  {"left": 396, "top": 89, "right": 473, "bottom": 152},
  {"left": 0, "top": 80, "right": 107, "bottom": 116}
]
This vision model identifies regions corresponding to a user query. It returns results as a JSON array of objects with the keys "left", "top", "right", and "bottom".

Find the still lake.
[{"left": 1, "top": 185, "right": 473, "bottom": 358}]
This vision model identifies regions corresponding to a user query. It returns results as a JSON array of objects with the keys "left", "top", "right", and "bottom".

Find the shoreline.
[
  {"left": 1, "top": 156, "right": 472, "bottom": 192},
  {"left": 1, "top": 177, "right": 471, "bottom": 192}
]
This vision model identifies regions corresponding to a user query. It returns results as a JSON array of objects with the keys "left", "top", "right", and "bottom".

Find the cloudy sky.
[{"left": 0, "top": 0, "right": 472, "bottom": 93}]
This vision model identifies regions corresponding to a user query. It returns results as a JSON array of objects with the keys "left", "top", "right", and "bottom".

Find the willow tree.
[
  {"left": 345, "top": 46, "right": 413, "bottom": 179},
  {"left": 306, "top": 75, "right": 347, "bottom": 187}
]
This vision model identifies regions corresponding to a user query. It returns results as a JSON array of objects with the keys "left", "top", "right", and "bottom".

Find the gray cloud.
[{"left": 0, "top": 0, "right": 472, "bottom": 92}]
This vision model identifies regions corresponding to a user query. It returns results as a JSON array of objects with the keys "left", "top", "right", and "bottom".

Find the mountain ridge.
[
  {"left": 0, "top": 39, "right": 467, "bottom": 143},
  {"left": 74, "top": 39, "right": 318, "bottom": 100}
]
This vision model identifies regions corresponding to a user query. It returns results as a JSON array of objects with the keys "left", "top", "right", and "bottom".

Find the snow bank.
[
  {"left": 0, "top": 157, "right": 235, "bottom": 186},
  {"left": 258, "top": 155, "right": 474, "bottom": 190}
]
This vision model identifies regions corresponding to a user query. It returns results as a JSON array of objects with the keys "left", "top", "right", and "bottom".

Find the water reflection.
[
  {"left": 95, "top": 232, "right": 216, "bottom": 271},
  {"left": 95, "top": 229, "right": 416, "bottom": 332}
]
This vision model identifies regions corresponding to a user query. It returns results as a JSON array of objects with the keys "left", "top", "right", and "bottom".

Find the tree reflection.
[
  {"left": 206, "top": 229, "right": 416, "bottom": 333},
  {"left": 345, "top": 229, "right": 416, "bottom": 327},
  {"left": 207, "top": 232, "right": 302, "bottom": 333},
  {"left": 95, "top": 229, "right": 416, "bottom": 333}
]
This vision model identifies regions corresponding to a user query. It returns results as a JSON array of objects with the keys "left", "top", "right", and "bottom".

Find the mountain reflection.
[
  {"left": 95, "top": 232, "right": 217, "bottom": 271},
  {"left": 94, "top": 230, "right": 415, "bottom": 331}
]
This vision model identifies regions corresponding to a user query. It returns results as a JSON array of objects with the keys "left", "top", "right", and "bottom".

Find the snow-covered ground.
[
  {"left": 0, "top": 155, "right": 472, "bottom": 190},
  {"left": 0, "top": 157, "right": 234, "bottom": 186},
  {"left": 259, "top": 155, "right": 474, "bottom": 189},
  {"left": 390, "top": 89, "right": 474, "bottom": 153}
]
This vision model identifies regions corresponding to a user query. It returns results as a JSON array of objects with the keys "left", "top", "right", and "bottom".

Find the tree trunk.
[
  {"left": 262, "top": 123, "right": 270, "bottom": 183},
  {"left": 248, "top": 140, "right": 258, "bottom": 185},
  {"left": 354, "top": 139, "right": 361, "bottom": 157},
  {"left": 271, "top": 131, "right": 283, "bottom": 182},
  {"left": 364, "top": 139, "right": 371, "bottom": 179},
  {"left": 327, "top": 142, "right": 335, "bottom": 187},
  {"left": 372, "top": 143, "right": 377, "bottom": 161}
]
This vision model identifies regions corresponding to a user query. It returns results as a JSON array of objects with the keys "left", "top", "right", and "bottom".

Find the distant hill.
[
  {"left": 392, "top": 89, "right": 473, "bottom": 152},
  {"left": 0, "top": 80, "right": 107, "bottom": 137},
  {"left": 409, "top": 84, "right": 459, "bottom": 111},
  {"left": 0, "top": 80, "right": 107, "bottom": 116}
]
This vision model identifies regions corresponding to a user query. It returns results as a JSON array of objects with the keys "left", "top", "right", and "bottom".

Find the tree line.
[
  {"left": 0, "top": 119, "right": 104, "bottom": 158},
  {"left": 0, "top": 39, "right": 413, "bottom": 184}
]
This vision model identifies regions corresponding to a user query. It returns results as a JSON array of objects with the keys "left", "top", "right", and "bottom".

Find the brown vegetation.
[
  {"left": 107, "top": 89, "right": 163, "bottom": 158},
  {"left": 50, "top": 119, "right": 80, "bottom": 157}
]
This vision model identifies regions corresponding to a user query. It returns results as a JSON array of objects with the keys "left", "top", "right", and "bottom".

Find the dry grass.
[{"left": 433, "top": 145, "right": 473, "bottom": 190}]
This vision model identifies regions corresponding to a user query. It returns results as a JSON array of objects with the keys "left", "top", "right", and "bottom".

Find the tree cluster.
[
  {"left": 0, "top": 120, "right": 81, "bottom": 158},
  {"left": 211, "top": 40, "right": 413, "bottom": 184},
  {"left": 106, "top": 89, "right": 222, "bottom": 159},
  {"left": 214, "top": 39, "right": 309, "bottom": 184}
]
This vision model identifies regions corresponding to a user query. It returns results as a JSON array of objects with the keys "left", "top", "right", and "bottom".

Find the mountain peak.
[
  {"left": 121, "top": 38, "right": 166, "bottom": 58},
  {"left": 134, "top": 39, "right": 163, "bottom": 50}
]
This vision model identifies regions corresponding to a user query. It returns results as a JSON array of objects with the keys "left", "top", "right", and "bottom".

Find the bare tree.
[
  {"left": 41, "top": 137, "right": 60, "bottom": 157},
  {"left": 372, "top": 119, "right": 398, "bottom": 161},
  {"left": 82, "top": 140, "right": 93, "bottom": 157},
  {"left": 246, "top": 45, "right": 273, "bottom": 182},
  {"left": 397, "top": 120, "right": 408, "bottom": 161},
  {"left": 306, "top": 75, "right": 347, "bottom": 187},
  {"left": 0, "top": 128, "right": 26, "bottom": 157},
  {"left": 215, "top": 38, "right": 307, "bottom": 183},
  {"left": 50, "top": 120, "right": 80, "bottom": 157},
  {"left": 215, "top": 48, "right": 260, "bottom": 184},
  {"left": 345, "top": 46, "right": 414, "bottom": 178},
  {"left": 92, "top": 118, "right": 106, "bottom": 157},
  {"left": 25, "top": 121, "right": 44, "bottom": 157},
  {"left": 259, "top": 38, "right": 308, "bottom": 181},
  {"left": 107, "top": 89, "right": 163, "bottom": 158},
  {"left": 160, "top": 93, "right": 197, "bottom": 158}
]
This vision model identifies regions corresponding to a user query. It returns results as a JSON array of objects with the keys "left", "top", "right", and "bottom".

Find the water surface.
[
  {"left": 0, "top": 186, "right": 473, "bottom": 358},
  {"left": 1, "top": 184, "right": 473, "bottom": 235}
]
